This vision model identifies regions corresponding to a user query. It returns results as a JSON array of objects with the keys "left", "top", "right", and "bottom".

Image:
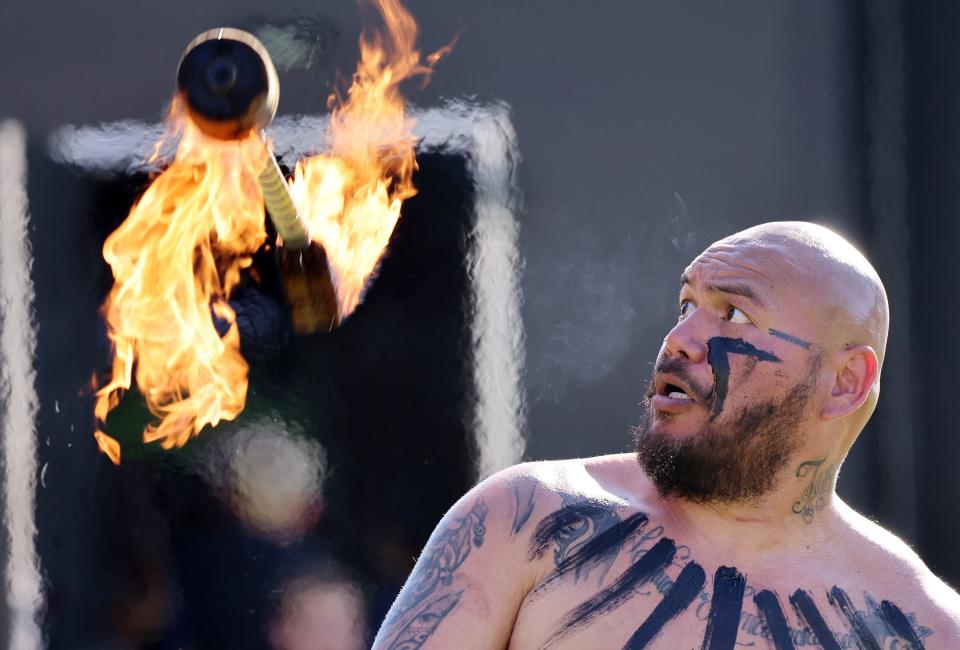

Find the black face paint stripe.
[
  {"left": 535, "top": 512, "right": 649, "bottom": 592},
  {"left": 878, "top": 600, "right": 926, "bottom": 649},
  {"left": 753, "top": 590, "right": 796, "bottom": 650},
  {"left": 700, "top": 566, "right": 747, "bottom": 650},
  {"left": 789, "top": 589, "right": 841, "bottom": 650},
  {"left": 622, "top": 560, "right": 707, "bottom": 649},
  {"left": 545, "top": 537, "right": 677, "bottom": 645},
  {"left": 827, "top": 586, "right": 881, "bottom": 650},
  {"left": 706, "top": 337, "right": 781, "bottom": 419},
  {"left": 768, "top": 328, "right": 812, "bottom": 349}
]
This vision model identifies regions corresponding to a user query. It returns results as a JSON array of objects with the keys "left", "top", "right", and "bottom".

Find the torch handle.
[{"left": 258, "top": 150, "right": 311, "bottom": 250}]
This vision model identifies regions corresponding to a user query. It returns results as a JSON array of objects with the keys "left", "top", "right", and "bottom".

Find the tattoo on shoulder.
[
  {"left": 528, "top": 496, "right": 625, "bottom": 584},
  {"left": 380, "top": 499, "right": 488, "bottom": 647},
  {"left": 509, "top": 477, "right": 539, "bottom": 536},
  {"left": 523, "top": 494, "right": 660, "bottom": 600},
  {"left": 791, "top": 457, "right": 837, "bottom": 523}
]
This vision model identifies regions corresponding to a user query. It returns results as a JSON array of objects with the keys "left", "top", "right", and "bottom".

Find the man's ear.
[{"left": 821, "top": 345, "right": 879, "bottom": 421}]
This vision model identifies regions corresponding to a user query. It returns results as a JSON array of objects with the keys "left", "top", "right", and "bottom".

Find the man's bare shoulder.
[
  {"left": 488, "top": 453, "right": 652, "bottom": 495},
  {"left": 371, "top": 455, "right": 648, "bottom": 649},
  {"left": 480, "top": 453, "right": 657, "bottom": 525},
  {"left": 836, "top": 499, "right": 960, "bottom": 636}
]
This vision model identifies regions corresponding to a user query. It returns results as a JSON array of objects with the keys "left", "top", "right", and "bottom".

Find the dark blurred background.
[{"left": 0, "top": 1, "right": 958, "bottom": 648}]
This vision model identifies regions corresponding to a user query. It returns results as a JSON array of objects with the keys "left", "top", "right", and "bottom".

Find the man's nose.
[{"left": 662, "top": 313, "right": 709, "bottom": 364}]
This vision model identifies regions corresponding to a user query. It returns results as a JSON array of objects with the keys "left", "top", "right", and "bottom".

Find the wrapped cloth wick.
[{"left": 258, "top": 145, "right": 310, "bottom": 250}]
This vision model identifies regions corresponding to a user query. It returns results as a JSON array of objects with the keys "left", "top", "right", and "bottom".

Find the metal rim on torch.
[{"left": 177, "top": 27, "right": 280, "bottom": 140}]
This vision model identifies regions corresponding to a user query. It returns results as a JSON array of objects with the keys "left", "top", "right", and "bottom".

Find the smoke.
[
  {"left": 252, "top": 17, "right": 340, "bottom": 73},
  {"left": 524, "top": 191, "right": 726, "bottom": 404}
]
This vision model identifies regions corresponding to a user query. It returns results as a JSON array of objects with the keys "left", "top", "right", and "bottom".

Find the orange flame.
[
  {"left": 93, "top": 101, "right": 268, "bottom": 463},
  {"left": 290, "top": 0, "right": 450, "bottom": 317},
  {"left": 94, "top": 0, "right": 450, "bottom": 462}
]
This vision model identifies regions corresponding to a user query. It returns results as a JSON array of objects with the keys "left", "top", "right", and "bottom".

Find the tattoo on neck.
[{"left": 791, "top": 458, "right": 837, "bottom": 523}]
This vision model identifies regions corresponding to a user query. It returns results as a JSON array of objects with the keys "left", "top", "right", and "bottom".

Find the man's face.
[{"left": 635, "top": 239, "right": 824, "bottom": 503}]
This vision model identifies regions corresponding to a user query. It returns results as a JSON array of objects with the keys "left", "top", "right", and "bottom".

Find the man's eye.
[
  {"left": 726, "top": 306, "right": 751, "bottom": 324},
  {"left": 679, "top": 300, "right": 695, "bottom": 319}
]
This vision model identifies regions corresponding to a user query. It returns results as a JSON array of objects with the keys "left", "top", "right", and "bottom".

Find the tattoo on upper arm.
[
  {"left": 387, "top": 591, "right": 464, "bottom": 650},
  {"left": 791, "top": 458, "right": 837, "bottom": 523},
  {"left": 380, "top": 499, "right": 488, "bottom": 648}
]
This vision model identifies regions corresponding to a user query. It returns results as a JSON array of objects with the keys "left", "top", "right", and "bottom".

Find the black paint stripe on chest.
[
  {"left": 828, "top": 586, "right": 881, "bottom": 650},
  {"left": 753, "top": 590, "right": 795, "bottom": 650},
  {"left": 544, "top": 537, "right": 676, "bottom": 646},
  {"left": 788, "top": 589, "right": 841, "bottom": 650},
  {"left": 706, "top": 337, "right": 781, "bottom": 419},
  {"left": 700, "top": 566, "right": 746, "bottom": 650},
  {"left": 534, "top": 512, "right": 650, "bottom": 593},
  {"left": 621, "top": 560, "right": 707, "bottom": 649},
  {"left": 877, "top": 600, "right": 926, "bottom": 650}
]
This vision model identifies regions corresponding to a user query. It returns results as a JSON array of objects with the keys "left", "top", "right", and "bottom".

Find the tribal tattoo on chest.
[
  {"left": 379, "top": 486, "right": 932, "bottom": 650},
  {"left": 524, "top": 496, "right": 932, "bottom": 649}
]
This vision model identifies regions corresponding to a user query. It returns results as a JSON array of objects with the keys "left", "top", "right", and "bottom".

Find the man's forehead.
[{"left": 682, "top": 241, "right": 797, "bottom": 290}]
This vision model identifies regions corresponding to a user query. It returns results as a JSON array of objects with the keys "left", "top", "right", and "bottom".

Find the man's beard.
[{"left": 635, "top": 358, "right": 820, "bottom": 504}]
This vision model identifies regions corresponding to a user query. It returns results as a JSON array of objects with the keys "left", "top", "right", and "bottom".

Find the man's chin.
[{"left": 647, "top": 411, "right": 710, "bottom": 440}]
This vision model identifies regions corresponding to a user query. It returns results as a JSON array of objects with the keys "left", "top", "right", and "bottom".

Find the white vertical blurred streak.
[
  {"left": 465, "top": 107, "right": 526, "bottom": 478},
  {"left": 0, "top": 120, "right": 43, "bottom": 649}
]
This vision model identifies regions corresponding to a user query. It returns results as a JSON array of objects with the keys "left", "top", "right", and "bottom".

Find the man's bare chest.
[{"left": 506, "top": 501, "right": 933, "bottom": 649}]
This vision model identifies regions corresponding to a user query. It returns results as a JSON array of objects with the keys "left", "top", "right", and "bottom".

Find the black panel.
[{"left": 31, "top": 150, "right": 476, "bottom": 648}]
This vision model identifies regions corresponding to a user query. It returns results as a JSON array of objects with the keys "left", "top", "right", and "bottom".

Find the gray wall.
[{"left": 1, "top": 0, "right": 954, "bottom": 623}]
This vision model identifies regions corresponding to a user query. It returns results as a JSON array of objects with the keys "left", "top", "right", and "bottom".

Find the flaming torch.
[
  {"left": 93, "top": 0, "right": 450, "bottom": 464},
  {"left": 176, "top": 28, "right": 340, "bottom": 335}
]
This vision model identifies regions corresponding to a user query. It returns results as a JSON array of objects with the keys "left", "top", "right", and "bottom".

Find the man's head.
[{"left": 635, "top": 221, "right": 888, "bottom": 503}]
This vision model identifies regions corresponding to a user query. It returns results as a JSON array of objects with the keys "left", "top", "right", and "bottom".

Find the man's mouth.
[
  {"left": 650, "top": 371, "right": 713, "bottom": 414},
  {"left": 663, "top": 384, "right": 694, "bottom": 401},
  {"left": 654, "top": 374, "right": 702, "bottom": 401}
]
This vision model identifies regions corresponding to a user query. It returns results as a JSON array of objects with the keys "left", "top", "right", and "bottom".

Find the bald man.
[{"left": 372, "top": 222, "right": 960, "bottom": 649}]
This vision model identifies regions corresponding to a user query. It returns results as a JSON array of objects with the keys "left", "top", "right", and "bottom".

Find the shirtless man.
[{"left": 372, "top": 222, "right": 960, "bottom": 649}]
